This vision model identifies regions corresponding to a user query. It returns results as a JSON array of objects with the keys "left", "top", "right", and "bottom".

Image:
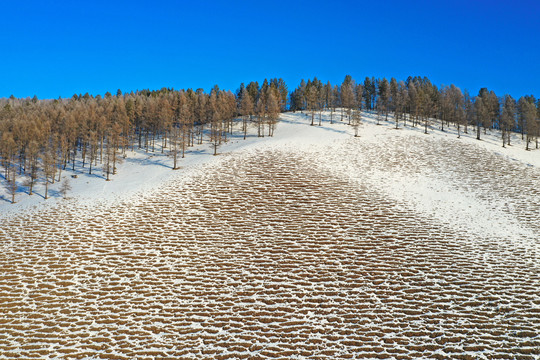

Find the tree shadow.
[
  {"left": 0, "top": 195, "right": 11, "bottom": 203},
  {"left": 278, "top": 117, "right": 348, "bottom": 135},
  {"left": 47, "top": 189, "right": 62, "bottom": 199},
  {"left": 124, "top": 156, "right": 171, "bottom": 169},
  {"left": 185, "top": 148, "right": 209, "bottom": 156}
]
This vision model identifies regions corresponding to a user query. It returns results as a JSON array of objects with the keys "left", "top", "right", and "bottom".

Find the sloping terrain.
[{"left": 1, "top": 112, "right": 539, "bottom": 359}]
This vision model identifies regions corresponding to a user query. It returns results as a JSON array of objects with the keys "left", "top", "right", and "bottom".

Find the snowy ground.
[{"left": 1, "top": 111, "right": 539, "bottom": 359}]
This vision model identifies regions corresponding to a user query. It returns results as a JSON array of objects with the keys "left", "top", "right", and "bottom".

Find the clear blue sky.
[{"left": 1, "top": 0, "right": 538, "bottom": 99}]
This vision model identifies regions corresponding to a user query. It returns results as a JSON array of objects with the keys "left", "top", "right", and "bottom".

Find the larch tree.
[
  {"left": 475, "top": 90, "right": 487, "bottom": 140},
  {"left": 239, "top": 88, "right": 253, "bottom": 140},
  {"left": 351, "top": 109, "right": 361, "bottom": 137},
  {"left": 363, "top": 77, "right": 374, "bottom": 111},
  {"left": 407, "top": 82, "right": 418, "bottom": 127},
  {"left": 317, "top": 83, "right": 325, "bottom": 126},
  {"left": 59, "top": 178, "right": 72, "bottom": 198},
  {"left": 305, "top": 83, "right": 318, "bottom": 126},
  {"left": 486, "top": 90, "right": 499, "bottom": 134},
  {"left": 179, "top": 91, "right": 191, "bottom": 158},
  {"left": 389, "top": 77, "right": 398, "bottom": 117},
  {"left": 256, "top": 97, "right": 265, "bottom": 137},
  {"left": 274, "top": 78, "right": 289, "bottom": 111},
  {"left": 378, "top": 78, "right": 389, "bottom": 124},
  {"left": 325, "top": 81, "right": 335, "bottom": 124},
  {"left": 519, "top": 96, "right": 537, "bottom": 150},
  {"left": 332, "top": 85, "right": 340, "bottom": 123},
  {"left": 26, "top": 139, "right": 40, "bottom": 195},
  {"left": 475, "top": 88, "right": 499, "bottom": 140},
  {"left": 464, "top": 90, "right": 473, "bottom": 135},
  {"left": 501, "top": 95, "right": 516, "bottom": 147},
  {"left": 449, "top": 85, "right": 464, "bottom": 138},
  {"left": 395, "top": 81, "right": 408, "bottom": 128},
  {"left": 6, "top": 166, "right": 17, "bottom": 204},
  {"left": 169, "top": 92, "right": 183, "bottom": 170},
  {"left": 42, "top": 141, "right": 56, "bottom": 200},
  {"left": 340, "top": 76, "right": 355, "bottom": 125},
  {"left": 208, "top": 89, "right": 222, "bottom": 156},
  {"left": 266, "top": 91, "right": 280, "bottom": 137},
  {"left": 439, "top": 85, "right": 451, "bottom": 131}
]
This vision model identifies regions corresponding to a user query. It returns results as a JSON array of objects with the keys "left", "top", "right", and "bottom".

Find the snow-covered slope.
[
  {"left": 0, "top": 112, "right": 539, "bottom": 359},
  {"left": 1, "top": 110, "right": 539, "bottom": 215}
]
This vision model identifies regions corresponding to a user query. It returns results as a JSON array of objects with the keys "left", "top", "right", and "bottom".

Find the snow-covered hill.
[
  {"left": 0, "top": 112, "right": 539, "bottom": 359},
  {"left": 2, "top": 110, "right": 538, "bottom": 213}
]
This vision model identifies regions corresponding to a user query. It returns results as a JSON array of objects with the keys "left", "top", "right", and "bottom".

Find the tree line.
[
  {"left": 1, "top": 74, "right": 539, "bottom": 204},
  {"left": 290, "top": 75, "right": 540, "bottom": 147},
  {"left": 0, "top": 78, "right": 286, "bottom": 203}
]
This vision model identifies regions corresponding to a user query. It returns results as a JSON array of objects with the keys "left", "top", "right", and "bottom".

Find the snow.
[
  {"left": 1, "top": 111, "right": 539, "bottom": 359},
  {"left": 2, "top": 110, "right": 538, "bottom": 217}
]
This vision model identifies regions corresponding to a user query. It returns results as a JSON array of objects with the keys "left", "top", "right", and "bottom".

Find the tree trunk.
[
  {"left": 10, "top": 172, "right": 16, "bottom": 204},
  {"left": 181, "top": 127, "right": 186, "bottom": 159},
  {"left": 106, "top": 150, "right": 111, "bottom": 181},
  {"left": 89, "top": 148, "right": 94, "bottom": 174},
  {"left": 57, "top": 160, "right": 62, "bottom": 182},
  {"left": 29, "top": 175, "right": 34, "bottom": 196},
  {"left": 112, "top": 148, "right": 117, "bottom": 175},
  {"left": 72, "top": 148, "right": 76, "bottom": 171},
  {"left": 100, "top": 136, "right": 104, "bottom": 162},
  {"left": 82, "top": 144, "right": 87, "bottom": 168}
]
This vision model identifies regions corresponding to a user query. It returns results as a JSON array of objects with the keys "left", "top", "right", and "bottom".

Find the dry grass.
[{"left": 0, "top": 137, "right": 539, "bottom": 359}]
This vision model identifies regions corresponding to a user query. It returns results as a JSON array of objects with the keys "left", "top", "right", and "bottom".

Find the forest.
[
  {"left": 290, "top": 76, "right": 540, "bottom": 146},
  {"left": 0, "top": 75, "right": 539, "bottom": 204}
]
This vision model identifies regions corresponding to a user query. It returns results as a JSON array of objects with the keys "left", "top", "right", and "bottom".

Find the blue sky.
[{"left": 1, "top": 0, "right": 538, "bottom": 99}]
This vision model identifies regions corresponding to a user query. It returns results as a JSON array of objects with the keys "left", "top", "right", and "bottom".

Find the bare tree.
[
  {"left": 340, "top": 81, "right": 354, "bottom": 125},
  {"left": 519, "top": 97, "right": 537, "bottom": 150},
  {"left": 239, "top": 88, "right": 253, "bottom": 140},
  {"left": 256, "top": 98, "right": 265, "bottom": 137},
  {"left": 305, "top": 84, "right": 318, "bottom": 126},
  {"left": 59, "top": 178, "right": 72, "bottom": 198},
  {"left": 209, "top": 90, "right": 222, "bottom": 155},
  {"left": 6, "top": 168, "right": 17, "bottom": 204},
  {"left": 501, "top": 95, "right": 516, "bottom": 147},
  {"left": 266, "top": 92, "right": 280, "bottom": 137},
  {"left": 351, "top": 109, "right": 362, "bottom": 137}
]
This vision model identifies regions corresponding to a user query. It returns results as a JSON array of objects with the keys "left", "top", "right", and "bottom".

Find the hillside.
[{"left": 0, "top": 112, "right": 539, "bottom": 359}]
